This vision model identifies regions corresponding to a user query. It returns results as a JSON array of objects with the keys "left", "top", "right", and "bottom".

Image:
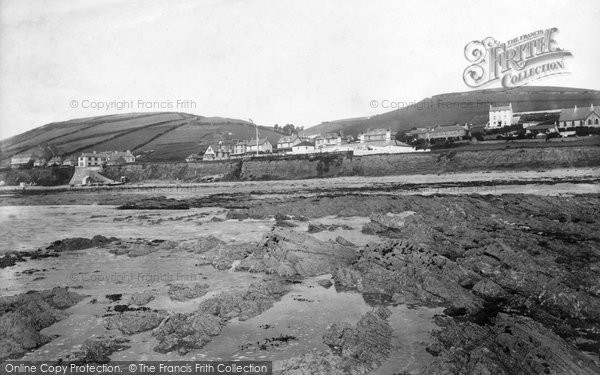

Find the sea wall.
[
  {"left": 3, "top": 146, "right": 599, "bottom": 185},
  {"left": 102, "top": 160, "right": 242, "bottom": 182},
  {"left": 238, "top": 146, "right": 600, "bottom": 180},
  {"left": 106, "top": 146, "right": 600, "bottom": 183}
]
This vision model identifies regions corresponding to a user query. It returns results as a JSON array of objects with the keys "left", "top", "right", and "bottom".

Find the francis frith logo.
[{"left": 463, "top": 28, "right": 572, "bottom": 88}]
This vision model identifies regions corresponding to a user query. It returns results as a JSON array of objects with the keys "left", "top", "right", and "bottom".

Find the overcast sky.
[{"left": 1, "top": 0, "right": 599, "bottom": 139}]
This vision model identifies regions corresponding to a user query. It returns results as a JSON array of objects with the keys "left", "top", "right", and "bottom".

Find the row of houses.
[
  {"left": 487, "top": 103, "right": 600, "bottom": 134},
  {"left": 10, "top": 150, "right": 136, "bottom": 169},
  {"left": 77, "top": 150, "right": 136, "bottom": 167},
  {"left": 186, "top": 128, "right": 420, "bottom": 162},
  {"left": 405, "top": 124, "right": 470, "bottom": 142}
]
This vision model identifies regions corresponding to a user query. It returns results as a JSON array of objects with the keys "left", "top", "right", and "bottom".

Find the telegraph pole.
[{"left": 249, "top": 119, "right": 258, "bottom": 156}]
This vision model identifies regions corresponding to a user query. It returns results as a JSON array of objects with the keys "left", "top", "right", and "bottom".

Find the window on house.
[
  {"left": 589, "top": 119, "right": 593, "bottom": 125},
  {"left": 596, "top": 118, "right": 599, "bottom": 125}
]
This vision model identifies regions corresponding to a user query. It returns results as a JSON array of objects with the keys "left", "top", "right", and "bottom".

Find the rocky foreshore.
[{"left": 1, "top": 192, "right": 598, "bottom": 373}]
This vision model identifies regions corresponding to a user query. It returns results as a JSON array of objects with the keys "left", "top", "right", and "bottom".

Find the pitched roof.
[
  {"left": 406, "top": 128, "right": 428, "bottom": 135},
  {"left": 294, "top": 141, "right": 315, "bottom": 147},
  {"left": 528, "top": 124, "right": 558, "bottom": 131},
  {"left": 277, "top": 135, "right": 299, "bottom": 143},
  {"left": 490, "top": 104, "right": 512, "bottom": 111},
  {"left": 362, "top": 128, "right": 390, "bottom": 136},
  {"left": 248, "top": 138, "right": 271, "bottom": 145},
  {"left": 407, "top": 125, "right": 466, "bottom": 135},
  {"left": 79, "top": 151, "right": 133, "bottom": 159},
  {"left": 80, "top": 152, "right": 108, "bottom": 158},
  {"left": 12, "top": 153, "right": 35, "bottom": 159},
  {"left": 431, "top": 125, "right": 466, "bottom": 133},
  {"left": 559, "top": 105, "right": 598, "bottom": 122}
]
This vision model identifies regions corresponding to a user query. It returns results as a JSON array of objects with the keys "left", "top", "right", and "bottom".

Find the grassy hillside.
[
  {"left": 3, "top": 86, "right": 599, "bottom": 164},
  {"left": 306, "top": 86, "right": 600, "bottom": 137},
  {"left": 0, "top": 113, "right": 282, "bottom": 162}
]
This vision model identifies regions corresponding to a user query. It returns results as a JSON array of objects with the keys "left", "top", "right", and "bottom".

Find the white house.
[
  {"left": 247, "top": 138, "right": 273, "bottom": 154},
  {"left": 233, "top": 140, "right": 248, "bottom": 155},
  {"left": 78, "top": 152, "right": 108, "bottom": 167},
  {"left": 10, "top": 153, "right": 34, "bottom": 168},
  {"left": 352, "top": 140, "right": 422, "bottom": 156},
  {"left": 185, "top": 153, "right": 203, "bottom": 162},
  {"left": 488, "top": 103, "right": 514, "bottom": 128},
  {"left": 315, "top": 133, "right": 342, "bottom": 149},
  {"left": 291, "top": 141, "right": 315, "bottom": 154},
  {"left": 78, "top": 150, "right": 135, "bottom": 167},
  {"left": 202, "top": 145, "right": 217, "bottom": 161},
  {"left": 276, "top": 134, "right": 302, "bottom": 152},
  {"left": 358, "top": 129, "right": 395, "bottom": 143}
]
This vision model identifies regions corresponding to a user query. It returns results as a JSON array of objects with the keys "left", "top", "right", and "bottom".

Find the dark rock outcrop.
[
  {"left": 152, "top": 313, "right": 224, "bottom": 355},
  {"left": 104, "top": 307, "right": 168, "bottom": 335},
  {"left": 0, "top": 287, "right": 85, "bottom": 360},
  {"left": 237, "top": 228, "right": 358, "bottom": 277},
  {"left": 197, "top": 242, "right": 253, "bottom": 270},
  {"left": 168, "top": 283, "right": 210, "bottom": 301},
  {"left": 323, "top": 307, "right": 393, "bottom": 373},
  {"left": 64, "top": 335, "right": 130, "bottom": 363},
  {"left": 317, "top": 279, "right": 333, "bottom": 289},
  {"left": 275, "top": 307, "right": 393, "bottom": 375},
  {"left": 308, "top": 223, "right": 353, "bottom": 233},
  {"left": 333, "top": 240, "right": 483, "bottom": 313},
  {"left": 149, "top": 280, "right": 287, "bottom": 355},
  {"left": 45, "top": 235, "right": 115, "bottom": 252},
  {"left": 197, "top": 280, "right": 287, "bottom": 321},
  {"left": 191, "top": 235, "right": 226, "bottom": 253},
  {"left": 116, "top": 196, "right": 189, "bottom": 210},
  {"left": 0, "top": 236, "right": 119, "bottom": 269},
  {"left": 128, "top": 291, "right": 155, "bottom": 306},
  {"left": 361, "top": 211, "right": 417, "bottom": 236},
  {"left": 106, "top": 239, "right": 176, "bottom": 257},
  {"left": 420, "top": 313, "right": 600, "bottom": 375}
]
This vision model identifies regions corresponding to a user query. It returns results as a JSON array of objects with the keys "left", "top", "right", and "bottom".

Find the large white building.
[
  {"left": 488, "top": 103, "right": 514, "bottom": 128},
  {"left": 78, "top": 150, "right": 135, "bottom": 167}
]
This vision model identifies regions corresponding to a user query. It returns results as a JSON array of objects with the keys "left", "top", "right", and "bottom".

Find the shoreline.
[{"left": 0, "top": 167, "right": 598, "bottom": 206}]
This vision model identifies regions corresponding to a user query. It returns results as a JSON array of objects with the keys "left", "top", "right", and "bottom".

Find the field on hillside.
[
  {"left": 0, "top": 113, "right": 282, "bottom": 162},
  {"left": 3, "top": 86, "right": 600, "bottom": 163},
  {"left": 306, "top": 86, "right": 600, "bottom": 137},
  {"left": 137, "top": 121, "right": 281, "bottom": 161}
]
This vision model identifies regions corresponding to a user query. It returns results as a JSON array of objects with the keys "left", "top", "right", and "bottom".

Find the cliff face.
[
  {"left": 238, "top": 146, "right": 600, "bottom": 181},
  {"left": 0, "top": 166, "right": 74, "bottom": 186},
  {"left": 107, "top": 146, "right": 600, "bottom": 183},
  {"left": 102, "top": 160, "right": 242, "bottom": 182}
]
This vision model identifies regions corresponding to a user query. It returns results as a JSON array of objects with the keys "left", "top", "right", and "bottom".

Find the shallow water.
[
  {"left": 0, "top": 205, "right": 271, "bottom": 254},
  {"left": 2, "top": 205, "right": 439, "bottom": 372}
]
